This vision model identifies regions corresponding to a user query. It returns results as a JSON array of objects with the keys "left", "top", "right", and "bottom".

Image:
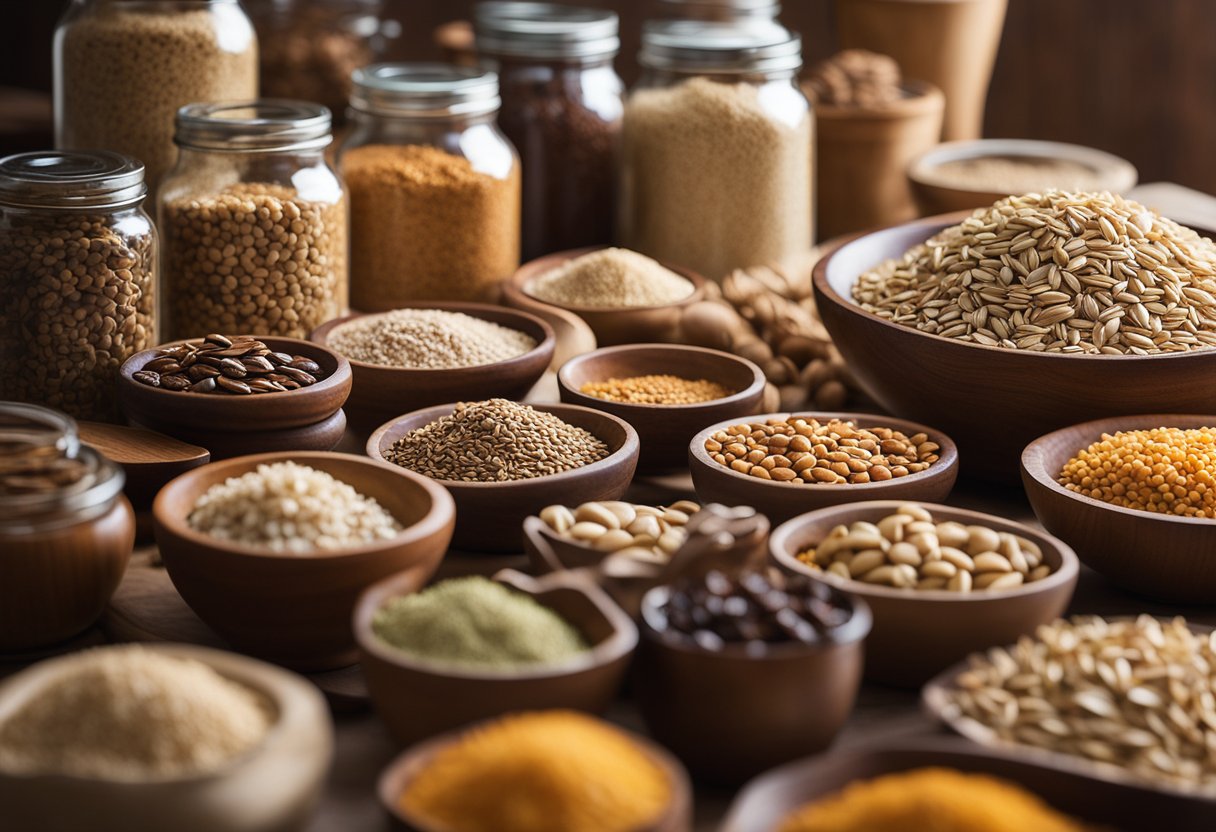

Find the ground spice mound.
[
  {"left": 0, "top": 646, "right": 271, "bottom": 780},
  {"left": 400, "top": 711, "right": 670, "bottom": 832},
  {"left": 328, "top": 308, "right": 536, "bottom": 369},
  {"left": 581, "top": 374, "right": 730, "bottom": 404},
  {"left": 528, "top": 247, "right": 693, "bottom": 308}
]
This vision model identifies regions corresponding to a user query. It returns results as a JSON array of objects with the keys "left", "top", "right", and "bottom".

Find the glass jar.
[
  {"left": 0, "top": 151, "right": 157, "bottom": 423},
  {"left": 159, "top": 101, "right": 348, "bottom": 341},
  {"left": 0, "top": 402, "right": 134, "bottom": 652},
  {"left": 339, "top": 64, "right": 521, "bottom": 307},
  {"left": 620, "top": 21, "right": 813, "bottom": 281},
  {"left": 473, "top": 2, "right": 623, "bottom": 260},
  {"left": 53, "top": 0, "right": 258, "bottom": 196}
]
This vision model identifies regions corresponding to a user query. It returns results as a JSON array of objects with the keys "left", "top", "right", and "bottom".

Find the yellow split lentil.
[
  {"left": 580, "top": 374, "right": 731, "bottom": 405},
  {"left": 1059, "top": 426, "right": 1216, "bottom": 518}
]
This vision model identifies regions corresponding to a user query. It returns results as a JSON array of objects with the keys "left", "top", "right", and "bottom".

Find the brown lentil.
[
  {"left": 704, "top": 417, "right": 940, "bottom": 484},
  {"left": 327, "top": 309, "right": 536, "bottom": 369},
  {"left": 1059, "top": 426, "right": 1216, "bottom": 518},
  {"left": 580, "top": 375, "right": 731, "bottom": 405},
  {"left": 131, "top": 334, "right": 324, "bottom": 395}
]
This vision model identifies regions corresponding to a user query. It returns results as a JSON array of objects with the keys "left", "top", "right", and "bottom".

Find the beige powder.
[{"left": 529, "top": 247, "right": 694, "bottom": 308}]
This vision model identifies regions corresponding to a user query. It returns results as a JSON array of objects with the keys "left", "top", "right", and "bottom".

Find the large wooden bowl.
[
  {"left": 1022, "top": 414, "right": 1216, "bottom": 603},
  {"left": 769, "top": 501, "right": 1078, "bottom": 687},
  {"left": 688, "top": 411, "right": 959, "bottom": 527},
  {"left": 367, "top": 403, "right": 640, "bottom": 553},
  {"left": 310, "top": 303, "right": 555, "bottom": 432},
  {"left": 557, "top": 344, "right": 767, "bottom": 473},
  {"left": 812, "top": 213, "right": 1216, "bottom": 482},
  {"left": 153, "top": 452, "right": 455, "bottom": 671}
]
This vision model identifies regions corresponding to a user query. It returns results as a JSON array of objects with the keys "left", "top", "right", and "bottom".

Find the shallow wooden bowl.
[
  {"left": 355, "top": 569, "right": 637, "bottom": 747},
  {"left": 634, "top": 584, "right": 871, "bottom": 786},
  {"left": 376, "top": 710, "right": 693, "bottom": 832},
  {"left": 153, "top": 451, "right": 455, "bottom": 671},
  {"left": 1022, "top": 415, "right": 1216, "bottom": 603},
  {"left": 720, "top": 737, "right": 1211, "bottom": 832},
  {"left": 688, "top": 411, "right": 958, "bottom": 527},
  {"left": 503, "top": 246, "right": 707, "bottom": 347},
  {"left": 310, "top": 303, "right": 555, "bottom": 432},
  {"left": 367, "top": 402, "right": 640, "bottom": 553},
  {"left": 0, "top": 643, "right": 333, "bottom": 832},
  {"left": 769, "top": 501, "right": 1078, "bottom": 687},
  {"left": 812, "top": 214, "right": 1216, "bottom": 482}
]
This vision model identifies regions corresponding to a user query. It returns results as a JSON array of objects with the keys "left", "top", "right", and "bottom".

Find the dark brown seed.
[
  {"left": 199, "top": 354, "right": 224, "bottom": 367},
  {"left": 278, "top": 379, "right": 301, "bottom": 390},
  {"left": 278, "top": 366, "right": 316, "bottom": 385},
  {"left": 144, "top": 357, "right": 181, "bottom": 374},
  {"left": 267, "top": 352, "right": 293, "bottom": 366},
  {"left": 241, "top": 356, "right": 275, "bottom": 373},
  {"left": 218, "top": 358, "right": 247, "bottom": 378},
  {"left": 266, "top": 373, "right": 290, "bottom": 383},
  {"left": 213, "top": 346, "right": 254, "bottom": 357},
  {"left": 246, "top": 378, "right": 281, "bottom": 392},
  {"left": 133, "top": 370, "right": 160, "bottom": 387},
  {"left": 188, "top": 364, "right": 220, "bottom": 380},
  {"left": 288, "top": 358, "right": 321, "bottom": 375},
  {"left": 180, "top": 352, "right": 197, "bottom": 368},
  {"left": 204, "top": 333, "right": 233, "bottom": 348},
  {"left": 217, "top": 376, "right": 252, "bottom": 394},
  {"left": 160, "top": 375, "right": 192, "bottom": 391},
  {"left": 189, "top": 377, "right": 217, "bottom": 393}
]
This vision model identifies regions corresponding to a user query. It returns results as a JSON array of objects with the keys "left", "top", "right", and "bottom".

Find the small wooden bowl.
[
  {"left": 557, "top": 344, "right": 767, "bottom": 473},
  {"left": 153, "top": 451, "right": 455, "bottom": 671},
  {"left": 769, "top": 501, "right": 1079, "bottom": 686},
  {"left": 688, "top": 411, "right": 959, "bottom": 527},
  {"left": 503, "top": 246, "right": 707, "bottom": 347},
  {"left": 634, "top": 584, "right": 871, "bottom": 786},
  {"left": 0, "top": 643, "right": 333, "bottom": 832},
  {"left": 1022, "top": 415, "right": 1216, "bottom": 603},
  {"left": 355, "top": 569, "right": 637, "bottom": 747},
  {"left": 367, "top": 402, "right": 640, "bottom": 553},
  {"left": 377, "top": 711, "right": 693, "bottom": 832},
  {"left": 310, "top": 303, "right": 556, "bottom": 432}
]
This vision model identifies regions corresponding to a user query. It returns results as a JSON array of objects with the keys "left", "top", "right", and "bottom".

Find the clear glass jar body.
[
  {"left": 620, "top": 66, "right": 812, "bottom": 280},
  {"left": 53, "top": 0, "right": 259, "bottom": 196}
]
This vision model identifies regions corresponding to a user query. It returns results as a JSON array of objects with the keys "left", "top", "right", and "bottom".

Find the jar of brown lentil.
[
  {"left": 159, "top": 101, "right": 349, "bottom": 340},
  {"left": 0, "top": 151, "right": 157, "bottom": 422},
  {"left": 339, "top": 64, "right": 521, "bottom": 308}
]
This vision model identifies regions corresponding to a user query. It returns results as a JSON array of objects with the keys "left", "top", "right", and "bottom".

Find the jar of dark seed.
[
  {"left": 473, "top": 2, "right": 623, "bottom": 259},
  {"left": 0, "top": 151, "right": 158, "bottom": 423}
]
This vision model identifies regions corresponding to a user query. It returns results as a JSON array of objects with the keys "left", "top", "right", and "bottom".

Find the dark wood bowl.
[
  {"left": 366, "top": 402, "right": 640, "bottom": 553},
  {"left": 633, "top": 584, "right": 872, "bottom": 786},
  {"left": 355, "top": 568, "right": 637, "bottom": 748},
  {"left": 812, "top": 213, "right": 1216, "bottom": 482},
  {"left": 720, "top": 737, "right": 1213, "bottom": 832},
  {"left": 503, "top": 246, "right": 707, "bottom": 347},
  {"left": 376, "top": 709, "right": 693, "bottom": 832},
  {"left": 1022, "top": 415, "right": 1216, "bottom": 603},
  {"left": 152, "top": 452, "right": 455, "bottom": 671},
  {"left": 132, "top": 408, "right": 348, "bottom": 462},
  {"left": 688, "top": 411, "right": 959, "bottom": 527},
  {"left": 310, "top": 303, "right": 555, "bottom": 432},
  {"left": 769, "top": 501, "right": 1079, "bottom": 687},
  {"left": 557, "top": 344, "right": 767, "bottom": 473}
]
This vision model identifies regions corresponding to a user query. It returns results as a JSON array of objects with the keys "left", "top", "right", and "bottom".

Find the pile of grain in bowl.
[
  {"left": 853, "top": 191, "right": 1216, "bottom": 354},
  {"left": 539, "top": 500, "right": 700, "bottom": 562},
  {"left": 580, "top": 374, "right": 730, "bottom": 405},
  {"left": 327, "top": 309, "right": 536, "bottom": 369},
  {"left": 922, "top": 156, "right": 1109, "bottom": 195},
  {"left": 385, "top": 399, "right": 609, "bottom": 483},
  {"left": 188, "top": 461, "right": 403, "bottom": 553},
  {"left": 804, "top": 49, "right": 903, "bottom": 108},
  {"left": 527, "top": 247, "right": 694, "bottom": 308}
]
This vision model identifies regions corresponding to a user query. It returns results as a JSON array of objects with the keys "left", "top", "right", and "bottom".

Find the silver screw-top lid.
[
  {"left": 657, "top": 0, "right": 782, "bottom": 21},
  {"left": 639, "top": 19, "right": 801, "bottom": 74},
  {"left": 0, "top": 150, "right": 146, "bottom": 209},
  {"left": 473, "top": 2, "right": 620, "bottom": 60},
  {"left": 350, "top": 63, "right": 501, "bottom": 118},
  {"left": 174, "top": 100, "right": 333, "bottom": 153}
]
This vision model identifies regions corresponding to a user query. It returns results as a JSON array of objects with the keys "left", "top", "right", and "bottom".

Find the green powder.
[{"left": 372, "top": 576, "right": 589, "bottom": 670}]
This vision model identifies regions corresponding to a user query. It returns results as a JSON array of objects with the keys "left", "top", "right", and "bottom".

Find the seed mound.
[
  {"left": 385, "top": 399, "right": 609, "bottom": 483},
  {"left": 853, "top": 191, "right": 1216, "bottom": 354},
  {"left": 528, "top": 247, "right": 694, "bottom": 308},
  {"left": 133, "top": 333, "right": 324, "bottom": 395},
  {"left": 923, "top": 156, "right": 1110, "bottom": 195},
  {"left": 580, "top": 374, "right": 730, "bottom": 405},
  {"left": 804, "top": 49, "right": 903, "bottom": 108},
  {"left": 328, "top": 309, "right": 536, "bottom": 369},
  {"left": 188, "top": 461, "right": 403, "bottom": 553},
  {"left": 539, "top": 499, "right": 700, "bottom": 563},
  {"left": 0, "top": 645, "right": 271, "bottom": 780}
]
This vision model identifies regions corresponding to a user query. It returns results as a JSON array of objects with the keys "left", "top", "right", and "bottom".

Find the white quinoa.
[
  {"left": 328, "top": 308, "right": 536, "bottom": 369},
  {"left": 528, "top": 247, "right": 694, "bottom": 308}
]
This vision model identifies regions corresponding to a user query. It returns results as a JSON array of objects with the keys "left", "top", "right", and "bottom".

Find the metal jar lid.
[
  {"left": 473, "top": 2, "right": 620, "bottom": 60},
  {"left": 657, "top": 0, "right": 782, "bottom": 21},
  {"left": 0, "top": 150, "right": 146, "bottom": 210},
  {"left": 174, "top": 100, "right": 333, "bottom": 153},
  {"left": 639, "top": 19, "right": 802, "bottom": 74},
  {"left": 350, "top": 63, "right": 501, "bottom": 118}
]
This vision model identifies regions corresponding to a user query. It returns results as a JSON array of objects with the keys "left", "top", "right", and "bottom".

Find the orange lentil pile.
[
  {"left": 580, "top": 374, "right": 730, "bottom": 405},
  {"left": 1059, "top": 426, "right": 1216, "bottom": 518}
]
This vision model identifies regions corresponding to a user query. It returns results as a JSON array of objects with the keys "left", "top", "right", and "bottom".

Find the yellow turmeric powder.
[
  {"left": 778, "top": 768, "right": 1091, "bottom": 832},
  {"left": 400, "top": 711, "right": 671, "bottom": 832}
]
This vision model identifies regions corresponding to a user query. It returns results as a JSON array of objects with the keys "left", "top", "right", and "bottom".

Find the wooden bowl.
[
  {"left": 769, "top": 501, "right": 1079, "bottom": 686},
  {"left": 720, "top": 737, "right": 1212, "bottom": 832},
  {"left": 812, "top": 213, "right": 1216, "bottom": 482},
  {"left": 310, "top": 303, "right": 555, "bottom": 432},
  {"left": 366, "top": 403, "right": 640, "bottom": 553},
  {"left": 503, "top": 246, "right": 707, "bottom": 347},
  {"left": 0, "top": 643, "right": 333, "bottom": 832},
  {"left": 355, "top": 569, "right": 637, "bottom": 747},
  {"left": 557, "top": 344, "right": 767, "bottom": 472},
  {"left": 153, "top": 451, "right": 455, "bottom": 671},
  {"left": 1022, "top": 415, "right": 1216, "bottom": 603},
  {"left": 633, "top": 584, "right": 871, "bottom": 786},
  {"left": 688, "top": 411, "right": 959, "bottom": 527},
  {"left": 907, "top": 138, "right": 1138, "bottom": 215},
  {"left": 377, "top": 712, "right": 693, "bottom": 832}
]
